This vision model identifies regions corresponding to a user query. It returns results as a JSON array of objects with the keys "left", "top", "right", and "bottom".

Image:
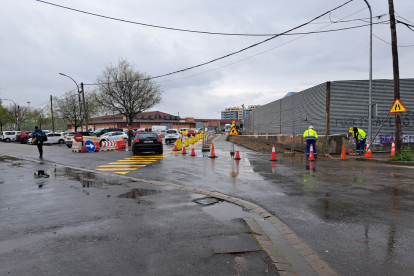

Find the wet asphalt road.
[
  {"left": 0, "top": 156, "right": 277, "bottom": 276},
  {"left": 2, "top": 136, "right": 414, "bottom": 275}
]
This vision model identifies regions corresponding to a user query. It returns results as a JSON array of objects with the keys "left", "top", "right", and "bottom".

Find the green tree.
[
  {"left": 0, "top": 104, "right": 13, "bottom": 132},
  {"left": 93, "top": 58, "right": 163, "bottom": 145}
]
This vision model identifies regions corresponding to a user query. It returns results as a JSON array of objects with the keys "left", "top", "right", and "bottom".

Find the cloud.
[{"left": 0, "top": 0, "right": 413, "bottom": 119}]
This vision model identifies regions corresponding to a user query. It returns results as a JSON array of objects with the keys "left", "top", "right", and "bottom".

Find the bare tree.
[
  {"left": 54, "top": 90, "right": 83, "bottom": 131},
  {"left": 93, "top": 58, "right": 163, "bottom": 145},
  {"left": 6, "top": 104, "right": 30, "bottom": 129},
  {"left": 54, "top": 89, "right": 102, "bottom": 131}
]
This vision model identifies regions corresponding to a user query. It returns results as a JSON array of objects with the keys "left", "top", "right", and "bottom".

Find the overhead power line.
[
  {"left": 82, "top": 0, "right": 355, "bottom": 85},
  {"left": 36, "top": 0, "right": 363, "bottom": 37}
]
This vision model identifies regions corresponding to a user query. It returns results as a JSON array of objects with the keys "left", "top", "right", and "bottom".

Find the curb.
[
  {"left": 355, "top": 158, "right": 414, "bottom": 166},
  {"left": 1, "top": 153, "right": 337, "bottom": 276}
]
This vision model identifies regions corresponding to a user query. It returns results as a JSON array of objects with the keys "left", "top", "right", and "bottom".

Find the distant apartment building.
[{"left": 221, "top": 105, "right": 261, "bottom": 120}]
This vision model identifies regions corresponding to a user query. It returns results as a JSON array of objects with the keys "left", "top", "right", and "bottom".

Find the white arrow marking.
[{"left": 86, "top": 144, "right": 95, "bottom": 149}]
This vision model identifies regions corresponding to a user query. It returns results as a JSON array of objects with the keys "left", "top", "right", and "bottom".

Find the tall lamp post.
[
  {"left": 59, "top": 73, "right": 84, "bottom": 131},
  {"left": 363, "top": 0, "right": 373, "bottom": 146},
  {"left": 1, "top": 98, "right": 20, "bottom": 131}
]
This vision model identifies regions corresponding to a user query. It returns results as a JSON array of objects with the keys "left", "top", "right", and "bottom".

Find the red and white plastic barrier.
[{"left": 101, "top": 141, "right": 116, "bottom": 151}]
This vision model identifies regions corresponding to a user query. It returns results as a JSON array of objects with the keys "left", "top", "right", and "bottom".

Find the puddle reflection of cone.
[
  {"left": 191, "top": 143, "right": 196, "bottom": 156},
  {"left": 209, "top": 143, "right": 217, "bottom": 158},
  {"left": 308, "top": 145, "right": 315, "bottom": 161},
  {"left": 270, "top": 145, "right": 277, "bottom": 161},
  {"left": 271, "top": 161, "right": 276, "bottom": 175},
  {"left": 389, "top": 141, "right": 395, "bottom": 158},
  {"left": 340, "top": 144, "right": 347, "bottom": 160},
  {"left": 234, "top": 144, "right": 241, "bottom": 160},
  {"left": 364, "top": 142, "right": 373, "bottom": 158},
  {"left": 309, "top": 161, "right": 315, "bottom": 171},
  {"left": 182, "top": 144, "right": 187, "bottom": 154},
  {"left": 172, "top": 141, "right": 178, "bottom": 151}
]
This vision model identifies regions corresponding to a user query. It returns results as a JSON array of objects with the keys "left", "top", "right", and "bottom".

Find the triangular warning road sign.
[
  {"left": 229, "top": 127, "right": 238, "bottom": 135},
  {"left": 389, "top": 98, "right": 408, "bottom": 113}
]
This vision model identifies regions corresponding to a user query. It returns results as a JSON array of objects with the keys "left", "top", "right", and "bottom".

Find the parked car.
[
  {"left": 133, "top": 132, "right": 163, "bottom": 154},
  {"left": 102, "top": 131, "right": 128, "bottom": 142},
  {"left": 155, "top": 129, "right": 167, "bottom": 138},
  {"left": 1, "top": 131, "right": 22, "bottom": 142},
  {"left": 94, "top": 128, "right": 124, "bottom": 137},
  {"left": 45, "top": 133, "right": 66, "bottom": 144},
  {"left": 165, "top": 129, "right": 182, "bottom": 144},
  {"left": 179, "top": 128, "right": 189, "bottom": 135},
  {"left": 65, "top": 131, "right": 107, "bottom": 148},
  {"left": 16, "top": 131, "right": 32, "bottom": 144},
  {"left": 0, "top": 131, "right": 2, "bottom": 141},
  {"left": 186, "top": 130, "right": 197, "bottom": 137}
]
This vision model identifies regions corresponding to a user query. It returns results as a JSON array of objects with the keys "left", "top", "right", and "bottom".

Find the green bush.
[{"left": 389, "top": 147, "right": 413, "bottom": 161}]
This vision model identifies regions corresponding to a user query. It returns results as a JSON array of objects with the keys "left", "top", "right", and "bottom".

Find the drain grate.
[{"left": 194, "top": 197, "right": 220, "bottom": 205}]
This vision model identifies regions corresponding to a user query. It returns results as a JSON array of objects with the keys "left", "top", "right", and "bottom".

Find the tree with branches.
[
  {"left": 0, "top": 104, "right": 13, "bottom": 132},
  {"left": 6, "top": 104, "right": 30, "bottom": 130},
  {"left": 93, "top": 58, "right": 163, "bottom": 145}
]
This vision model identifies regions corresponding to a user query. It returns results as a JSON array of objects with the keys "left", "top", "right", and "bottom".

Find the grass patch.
[{"left": 389, "top": 147, "right": 413, "bottom": 161}]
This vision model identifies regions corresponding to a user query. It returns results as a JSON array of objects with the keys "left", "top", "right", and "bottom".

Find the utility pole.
[
  {"left": 388, "top": 0, "right": 402, "bottom": 156},
  {"left": 50, "top": 95, "right": 55, "bottom": 133},
  {"left": 17, "top": 105, "right": 21, "bottom": 131},
  {"left": 81, "top": 83, "right": 88, "bottom": 131}
]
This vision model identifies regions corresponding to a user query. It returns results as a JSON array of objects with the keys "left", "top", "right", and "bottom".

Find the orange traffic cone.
[
  {"left": 340, "top": 144, "right": 347, "bottom": 160},
  {"left": 270, "top": 145, "right": 277, "bottom": 161},
  {"left": 364, "top": 142, "right": 373, "bottom": 158},
  {"left": 308, "top": 145, "right": 315, "bottom": 161},
  {"left": 208, "top": 143, "right": 217, "bottom": 158},
  {"left": 190, "top": 144, "right": 196, "bottom": 156},
  {"left": 234, "top": 144, "right": 241, "bottom": 160},
  {"left": 172, "top": 141, "right": 178, "bottom": 151},
  {"left": 389, "top": 141, "right": 395, "bottom": 158},
  {"left": 182, "top": 144, "right": 187, "bottom": 154}
]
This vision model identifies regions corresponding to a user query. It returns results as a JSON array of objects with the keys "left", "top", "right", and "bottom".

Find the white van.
[
  {"left": 152, "top": 126, "right": 167, "bottom": 132},
  {"left": 2, "top": 131, "right": 22, "bottom": 142}
]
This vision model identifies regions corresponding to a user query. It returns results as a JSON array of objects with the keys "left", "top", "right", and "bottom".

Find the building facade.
[{"left": 221, "top": 105, "right": 260, "bottom": 120}]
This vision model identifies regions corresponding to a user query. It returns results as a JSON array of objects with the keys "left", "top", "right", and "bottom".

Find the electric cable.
[
  {"left": 373, "top": 34, "right": 414, "bottom": 47},
  {"left": 82, "top": 0, "right": 357, "bottom": 85},
  {"left": 37, "top": 0, "right": 360, "bottom": 37}
]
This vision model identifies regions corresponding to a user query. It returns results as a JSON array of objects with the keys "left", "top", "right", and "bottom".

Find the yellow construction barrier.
[
  {"left": 190, "top": 135, "right": 195, "bottom": 144},
  {"left": 176, "top": 139, "right": 183, "bottom": 150},
  {"left": 184, "top": 137, "right": 189, "bottom": 147}
]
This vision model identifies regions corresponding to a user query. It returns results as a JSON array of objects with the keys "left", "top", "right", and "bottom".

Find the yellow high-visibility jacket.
[
  {"left": 354, "top": 128, "right": 366, "bottom": 140},
  {"left": 303, "top": 129, "right": 318, "bottom": 141}
]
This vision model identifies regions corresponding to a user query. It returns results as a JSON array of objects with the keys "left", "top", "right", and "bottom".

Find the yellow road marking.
[
  {"left": 98, "top": 165, "right": 146, "bottom": 167},
  {"left": 114, "top": 172, "right": 129, "bottom": 174},
  {"left": 96, "top": 168, "right": 138, "bottom": 171},
  {"left": 111, "top": 162, "right": 152, "bottom": 164}
]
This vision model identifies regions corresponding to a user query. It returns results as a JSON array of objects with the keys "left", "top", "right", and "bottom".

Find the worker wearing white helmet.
[{"left": 303, "top": 125, "right": 318, "bottom": 157}]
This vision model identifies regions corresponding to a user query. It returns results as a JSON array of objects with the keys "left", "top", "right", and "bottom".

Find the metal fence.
[{"left": 245, "top": 79, "right": 414, "bottom": 141}]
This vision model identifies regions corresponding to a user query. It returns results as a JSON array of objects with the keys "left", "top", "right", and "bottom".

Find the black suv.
[{"left": 94, "top": 128, "right": 124, "bottom": 137}]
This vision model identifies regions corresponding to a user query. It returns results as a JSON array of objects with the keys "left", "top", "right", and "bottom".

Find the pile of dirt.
[{"left": 228, "top": 136, "right": 288, "bottom": 154}]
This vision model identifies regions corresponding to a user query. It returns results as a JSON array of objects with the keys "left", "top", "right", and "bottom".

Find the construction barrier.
[
  {"left": 184, "top": 137, "right": 189, "bottom": 147},
  {"left": 116, "top": 140, "right": 126, "bottom": 150},
  {"left": 173, "top": 139, "right": 183, "bottom": 151},
  {"left": 71, "top": 141, "right": 83, "bottom": 153},
  {"left": 101, "top": 141, "right": 116, "bottom": 151},
  {"left": 94, "top": 142, "right": 100, "bottom": 152}
]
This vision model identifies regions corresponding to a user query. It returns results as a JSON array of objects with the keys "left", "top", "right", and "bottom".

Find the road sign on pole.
[
  {"left": 128, "top": 126, "right": 133, "bottom": 131},
  {"left": 84, "top": 140, "right": 96, "bottom": 152},
  {"left": 389, "top": 98, "right": 407, "bottom": 113},
  {"left": 74, "top": 134, "right": 83, "bottom": 142}
]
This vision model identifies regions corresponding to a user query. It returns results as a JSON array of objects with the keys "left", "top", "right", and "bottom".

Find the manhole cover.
[
  {"left": 118, "top": 188, "right": 161, "bottom": 198},
  {"left": 210, "top": 235, "right": 261, "bottom": 254},
  {"left": 194, "top": 197, "right": 220, "bottom": 205}
]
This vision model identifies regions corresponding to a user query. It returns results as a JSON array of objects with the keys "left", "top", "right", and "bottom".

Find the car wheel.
[
  {"left": 67, "top": 144, "right": 72, "bottom": 148},
  {"left": 58, "top": 139, "right": 65, "bottom": 144},
  {"left": 5, "top": 138, "right": 10, "bottom": 142}
]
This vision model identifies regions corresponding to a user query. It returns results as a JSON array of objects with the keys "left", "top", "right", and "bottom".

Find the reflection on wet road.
[{"left": 127, "top": 135, "right": 414, "bottom": 275}]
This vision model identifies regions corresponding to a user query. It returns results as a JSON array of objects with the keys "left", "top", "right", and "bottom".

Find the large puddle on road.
[
  {"left": 202, "top": 201, "right": 261, "bottom": 221},
  {"left": 118, "top": 188, "right": 162, "bottom": 198}
]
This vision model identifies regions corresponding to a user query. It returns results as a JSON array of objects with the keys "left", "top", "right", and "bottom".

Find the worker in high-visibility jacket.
[
  {"left": 353, "top": 127, "right": 366, "bottom": 155},
  {"left": 303, "top": 126, "right": 318, "bottom": 157}
]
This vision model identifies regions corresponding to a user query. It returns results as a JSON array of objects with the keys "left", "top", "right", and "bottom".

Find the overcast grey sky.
[{"left": 1, "top": 0, "right": 413, "bottom": 119}]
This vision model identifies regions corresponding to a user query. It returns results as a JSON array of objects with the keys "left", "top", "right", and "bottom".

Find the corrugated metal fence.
[{"left": 246, "top": 79, "right": 414, "bottom": 142}]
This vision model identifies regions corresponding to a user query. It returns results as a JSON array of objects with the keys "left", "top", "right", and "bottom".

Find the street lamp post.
[
  {"left": 59, "top": 73, "right": 84, "bottom": 131},
  {"left": 1, "top": 98, "right": 20, "bottom": 131},
  {"left": 363, "top": 0, "right": 373, "bottom": 146}
]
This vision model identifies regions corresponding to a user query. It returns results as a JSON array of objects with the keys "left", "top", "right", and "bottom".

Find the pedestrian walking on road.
[
  {"left": 303, "top": 125, "right": 318, "bottom": 158},
  {"left": 353, "top": 127, "right": 366, "bottom": 155},
  {"left": 32, "top": 126, "right": 45, "bottom": 159}
]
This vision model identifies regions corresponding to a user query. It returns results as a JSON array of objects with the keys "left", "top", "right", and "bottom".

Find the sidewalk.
[{"left": 355, "top": 152, "right": 414, "bottom": 166}]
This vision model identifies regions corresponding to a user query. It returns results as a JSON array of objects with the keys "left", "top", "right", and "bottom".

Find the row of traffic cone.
[
  {"left": 339, "top": 141, "right": 379, "bottom": 160},
  {"left": 181, "top": 143, "right": 197, "bottom": 156}
]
